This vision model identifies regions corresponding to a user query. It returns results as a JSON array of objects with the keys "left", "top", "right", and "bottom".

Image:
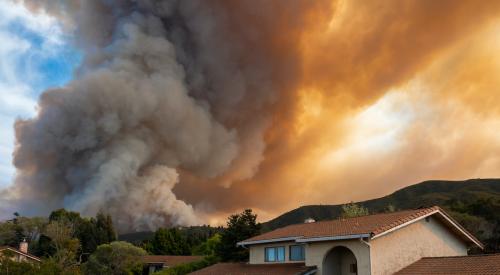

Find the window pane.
[
  {"left": 290, "top": 245, "right": 305, "bottom": 261},
  {"left": 265, "top": 247, "right": 276, "bottom": 262},
  {"left": 277, "top": 247, "right": 285, "bottom": 262}
]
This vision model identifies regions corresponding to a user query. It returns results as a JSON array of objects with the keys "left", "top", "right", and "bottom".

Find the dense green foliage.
[
  {"left": 447, "top": 198, "right": 500, "bottom": 252},
  {"left": 123, "top": 225, "right": 222, "bottom": 256},
  {"left": 82, "top": 241, "right": 146, "bottom": 275},
  {"left": 192, "top": 233, "right": 221, "bottom": 256},
  {"left": 215, "top": 209, "right": 260, "bottom": 262},
  {"left": 143, "top": 228, "right": 190, "bottom": 255},
  {"left": 49, "top": 209, "right": 116, "bottom": 258},
  {"left": 0, "top": 251, "right": 77, "bottom": 275},
  {"left": 0, "top": 214, "right": 47, "bottom": 252},
  {"left": 261, "top": 179, "right": 500, "bottom": 252},
  {"left": 0, "top": 258, "right": 70, "bottom": 275},
  {"left": 156, "top": 255, "right": 219, "bottom": 275},
  {"left": 0, "top": 209, "right": 118, "bottom": 274}
]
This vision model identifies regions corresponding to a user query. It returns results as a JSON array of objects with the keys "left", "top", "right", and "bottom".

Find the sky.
[
  {"left": 0, "top": 1, "right": 80, "bottom": 188},
  {"left": 1, "top": 0, "right": 500, "bottom": 229}
]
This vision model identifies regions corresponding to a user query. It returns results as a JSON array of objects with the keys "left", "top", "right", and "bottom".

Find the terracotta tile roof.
[
  {"left": 244, "top": 207, "right": 439, "bottom": 242},
  {"left": 395, "top": 254, "right": 500, "bottom": 275},
  {"left": 241, "top": 206, "right": 482, "bottom": 248},
  {"left": 189, "top": 263, "right": 317, "bottom": 275},
  {"left": 0, "top": 246, "right": 41, "bottom": 262},
  {"left": 141, "top": 255, "right": 203, "bottom": 266}
]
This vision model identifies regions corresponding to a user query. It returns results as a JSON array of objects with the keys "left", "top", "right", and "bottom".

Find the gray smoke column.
[{"left": 3, "top": 0, "right": 313, "bottom": 231}]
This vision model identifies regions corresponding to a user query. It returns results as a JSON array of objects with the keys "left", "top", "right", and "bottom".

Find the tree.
[
  {"left": 192, "top": 233, "right": 221, "bottom": 256},
  {"left": 341, "top": 202, "right": 369, "bottom": 218},
  {"left": 94, "top": 212, "right": 116, "bottom": 244},
  {"left": 82, "top": 241, "right": 146, "bottom": 275},
  {"left": 216, "top": 209, "right": 261, "bottom": 262},
  {"left": 44, "top": 220, "right": 81, "bottom": 271},
  {"left": 47, "top": 209, "right": 117, "bottom": 259},
  {"left": 145, "top": 228, "right": 190, "bottom": 255},
  {"left": 0, "top": 220, "right": 19, "bottom": 247},
  {"left": 77, "top": 212, "right": 117, "bottom": 257}
]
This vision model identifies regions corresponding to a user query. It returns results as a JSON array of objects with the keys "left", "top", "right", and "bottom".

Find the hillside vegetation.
[{"left": 261, "top": 179, "right": 500, "bottom": 252}]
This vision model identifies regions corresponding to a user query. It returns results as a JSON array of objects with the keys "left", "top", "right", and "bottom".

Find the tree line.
[
  {"left": 0, "top": 208, "right": 262, "bottom": 274},
  {"left": 0, "top": 203, "right": 382, "bottom": 275}
]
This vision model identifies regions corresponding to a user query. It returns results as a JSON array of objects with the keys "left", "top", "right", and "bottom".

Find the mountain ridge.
[{"left": 261, "top": 178, "right": 500, "bottom": 231}]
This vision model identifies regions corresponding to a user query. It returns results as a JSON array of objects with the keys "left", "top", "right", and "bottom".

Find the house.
[
  {"left": 142, "top": 255, "right": 203, "bottom": 274},
  {"left": 192, "top": 206, "right": 500, "bottom": 275},
  {"left": 0, "top": 240, "right": 41, "bottom": 264}
]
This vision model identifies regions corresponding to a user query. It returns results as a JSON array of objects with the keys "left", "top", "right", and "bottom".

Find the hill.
[
  {"left": 261, "top": 178, "right": 500, "bottom": 252},
  {"left": 119, "top": 179, "right": 500, "bottom": 252}
]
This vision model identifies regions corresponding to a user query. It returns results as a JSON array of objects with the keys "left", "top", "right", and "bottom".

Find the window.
[
  {"left": 265, "top": 246, "right": 285, "bottom": 262},
  {"left": 289, "top": 245, "right": 305, "bottom": 261}
]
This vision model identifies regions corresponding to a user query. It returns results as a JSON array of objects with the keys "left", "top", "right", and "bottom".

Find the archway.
[{"left": 322, "top": 246, "right": 358, "bottom": 275}]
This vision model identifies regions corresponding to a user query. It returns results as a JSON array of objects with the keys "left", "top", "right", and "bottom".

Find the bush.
[
  {"left": 341, "top": 202, "right": 369, "bottom": 218},
  {"left": 157, "top": 255, "right": 219, "bottom": 275},
  {"left": 82, "top": 241, "right": 146, "bottom": 275},
  {"left": 191, "top": 234, "right": 221, "bottom": 256},
  {"left": 0, "top": 256, "right": 73, "bottom": 275}
]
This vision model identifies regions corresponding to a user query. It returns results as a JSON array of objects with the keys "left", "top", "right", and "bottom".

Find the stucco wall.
[
  {"left": 249, "top": 241, "right": 305, "bottom": 264},
  {"left": 370, "top": 216, "right": 468, "bottom": 275},
  {"left": 305, "top": 239, "right": 371, "bottom": 275}
]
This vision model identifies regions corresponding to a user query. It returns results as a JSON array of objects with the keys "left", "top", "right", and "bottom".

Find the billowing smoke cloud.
[
  {"left": 2, "top": 0, "right": 331, "bottom": 231},
  {"left": 3, "top": 0, "right": 500, "bottom": 229}
]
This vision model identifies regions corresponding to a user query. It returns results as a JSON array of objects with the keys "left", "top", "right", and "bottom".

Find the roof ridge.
[
  {"left": 371, "top": 206, "right": 440, "bottom": 235},
  {"left": 421, "top": 253, "right": 500, "bottom": 259},
  {"left": 0, "top": 246, "right": 41, "bottom": 261}
]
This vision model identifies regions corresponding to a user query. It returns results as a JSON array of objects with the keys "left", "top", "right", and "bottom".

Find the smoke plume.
[
  {"left": 2, "top": 0, "right": 500, "bottom": 229},
  {"left": 3, "top": 0, "right": 330, "bottom": 230}
]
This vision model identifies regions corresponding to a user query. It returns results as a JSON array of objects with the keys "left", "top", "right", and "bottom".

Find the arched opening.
[{"left": 322, "top": 246, "right": 358, "bottom": 275}]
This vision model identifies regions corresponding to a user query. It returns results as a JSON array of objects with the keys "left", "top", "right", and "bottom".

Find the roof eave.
[
  {"left": 1, "top": 247, "right": 41, "bottom": 262},
  {"left": 296, "top": 234, "right": 371, "bottom": 243},
  {"left": 238, "top": 233, "right": 371, "bottom": 246},
  {"left": 237, "top": 236, "right": 302, "bottom": 246}
]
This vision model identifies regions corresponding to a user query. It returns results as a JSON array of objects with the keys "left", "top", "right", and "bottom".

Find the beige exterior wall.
[
  {"left": 305, "top": 239, "right": 371, "bottom": 275},
  {"left": 370, "top": 216, "right": 468, "bottom": 275},
  {"left": 249, "top": 241, "right": 305, "bottom": 264}
]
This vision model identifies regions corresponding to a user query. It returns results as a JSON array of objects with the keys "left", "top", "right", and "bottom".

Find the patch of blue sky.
[
  {"left": 4, "top": 17, "right": 81, "bottom": 96},
  {"left": 0, "top": 1, "right": 81, "bottom": 188}
]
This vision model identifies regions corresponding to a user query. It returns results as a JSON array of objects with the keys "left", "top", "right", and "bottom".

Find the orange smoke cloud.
[{"left": 178, "top": 0, "right": 500, "bottom": 223}]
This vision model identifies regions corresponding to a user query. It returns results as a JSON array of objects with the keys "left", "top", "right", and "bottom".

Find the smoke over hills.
[{"left": 2, "top": 0, "right": 500, "bottom": 231}]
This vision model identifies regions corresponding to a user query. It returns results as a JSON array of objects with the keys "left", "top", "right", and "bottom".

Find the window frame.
[
  {"left": 289, "top": 244, "right": 305, "bottom": 261},
  {"left": 264, "top": 246, "right": 286, "bottom": 262}
]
